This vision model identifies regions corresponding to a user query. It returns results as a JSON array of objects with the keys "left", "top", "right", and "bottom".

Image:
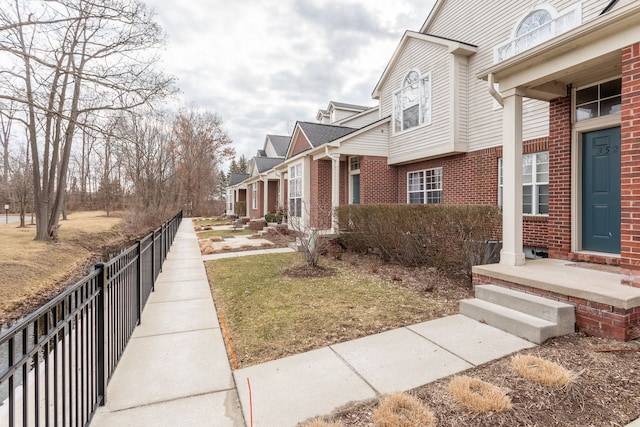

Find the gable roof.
[
  {"left": 254, "top": 157, "right": 284, "bottom": 173},
  {"left": 257, "top": 149, "right": 267, "bottom": 157},
  {"left": 228, "top": 173, "right": 250, "bottom": 186},
  {"left": 372, "top": 30, "right": 477, "bottom": 99},
  {"left": 420, "top": 0, "right": 445, "bottom": 33},
  {"left": 298, "top": 122, "right": 358, "bottom": 148},
  {"left": 266, "top": 134, "right": 290, "bottom": 157}
]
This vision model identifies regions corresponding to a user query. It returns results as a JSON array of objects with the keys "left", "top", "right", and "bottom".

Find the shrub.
[
  {"left": 235, "top": 201, "right": 246, "bottom": 217},
  {"left": 372, "top": 392, "right": 436, "bottom": 427},
  {"left": 264, "top": 213, "right": 277, "bottom": 223},
  {"left": 336, "top": 204, "right": 501, "bottom": 276}
]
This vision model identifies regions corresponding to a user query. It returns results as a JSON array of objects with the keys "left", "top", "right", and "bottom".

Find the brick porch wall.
[
  {"left": 360, "top": 156, "right": 398, "bottom": 204},
  {"left": 621, "top": 43, "right": 640, "bottom": 288},
  {"left": 473, "top": 274, "right": 640, "bottom": 341},
  {"left": 547, "top": 95, "right": 573, "bottom": 260},
  {"left": 267, "top": 181, "right": 278, "bottom": 214},
  {"left": 310, "top": 159, "right": 333, "bottom": 229},
  {"left": 248, "top": 182, "right": 264, "bottom": 219}
]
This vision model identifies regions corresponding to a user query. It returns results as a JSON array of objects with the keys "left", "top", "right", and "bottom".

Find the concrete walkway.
[
  {"left": 91, "top": 218, "right": 245, "bottom": 427},
  {"left": 90, "top": 220, "right": 640, "bottom": 427}
]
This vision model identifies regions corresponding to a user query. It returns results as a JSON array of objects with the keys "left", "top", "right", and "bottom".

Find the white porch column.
[
  {"left": 278, "top": 172, "right": 285, "bottom": 211},
  {"left": 330, "top": 155, "right": 340, "bottom": 232},
  {"left": 500, "top": 88, "right": 525, "bottom": 266},
  {"left": 262, "top": 177, "right": 269, "bottom": 215}
]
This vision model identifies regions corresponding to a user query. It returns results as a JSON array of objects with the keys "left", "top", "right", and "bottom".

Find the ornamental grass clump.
[
  {"left": 511, "top": 354, "right": 578, "bottom": 388},
  {"left": 372, "top": 392, "right": 436, "bottom": 427},
  {"left": 448, "top": 375, "right": 512, "bottom": 414}
]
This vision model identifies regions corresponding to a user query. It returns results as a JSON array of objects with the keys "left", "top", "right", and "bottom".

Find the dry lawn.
[
  {"left": 205, "top": 252, "right": 471, "bottom": 368},
  {"left": 0, "top": 211, "right": 126, "bottom": 325}
]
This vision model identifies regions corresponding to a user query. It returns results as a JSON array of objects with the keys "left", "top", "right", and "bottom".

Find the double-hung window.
[
  {"left": 393, "top": 70, "right": 431, "bottom": 133},
  {"left": 288, "top": 163, "right": 302, "bottom": 217},
  {"left": 498, "top": 152, "right": 549, "bottom": 215},
  {"left": 407, "top": 168, "right": 442, "bottom": 204}
]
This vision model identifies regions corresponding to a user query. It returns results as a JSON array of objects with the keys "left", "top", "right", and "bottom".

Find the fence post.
[
  {"left": 136, "top": 240, "right": 142, "bottom": 325},
  {"left": 151, "top": 229, "right": 156, "bottom": 290},
  {"left": 95, "top": 262, "right": 108, "bottom": 406}
]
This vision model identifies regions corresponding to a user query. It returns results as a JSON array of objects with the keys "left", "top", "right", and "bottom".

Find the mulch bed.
[{"left": 320, "top": 334, "right": 640, "bottom": 426}]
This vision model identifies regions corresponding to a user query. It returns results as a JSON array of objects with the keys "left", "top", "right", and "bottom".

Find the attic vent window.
[
  {"left": 393, "top": 70, "right": 431, "bottom": 134},
  {"left": 494, "top": 3, "right": 582, "bottom": 62}
]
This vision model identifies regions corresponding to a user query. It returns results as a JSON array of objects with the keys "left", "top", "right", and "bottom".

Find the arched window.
[
  {"left": 513, "top": 7, "right": 556, "bottom": 53},
  {"left": 393, "top": 70, "right": 431, "bottom": 133},
  {"left": 516, "top": 9, "right": 553, "bottom": 37}
]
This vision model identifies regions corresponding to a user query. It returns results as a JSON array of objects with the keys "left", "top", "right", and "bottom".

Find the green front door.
[{"left": 582, "top": 127, "right": 621, "bottom": 253}]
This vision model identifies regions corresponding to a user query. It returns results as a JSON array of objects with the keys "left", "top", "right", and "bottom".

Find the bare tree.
[
  {"left": 171, "top": 109, "right": 235, "bottom": 217},
  {"left": 0, "top": 0, "right": 174, "bottom": 241}
]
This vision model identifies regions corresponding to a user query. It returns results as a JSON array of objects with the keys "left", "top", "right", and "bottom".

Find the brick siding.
[
  {"left": 547, "top": 95, "right": 573, "bottom": 259},
  {"left": 621, "top": 43, "right": 640, "bottom": 287}
]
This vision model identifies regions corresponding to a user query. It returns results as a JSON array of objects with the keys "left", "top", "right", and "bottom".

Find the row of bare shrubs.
[{"left": 336, "top": 204, "right": 502, "bottom": 276}]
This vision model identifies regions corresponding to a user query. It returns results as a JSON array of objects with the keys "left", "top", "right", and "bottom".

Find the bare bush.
[{"left": 337, "top": 204, "right": 502, "bottom": 276}]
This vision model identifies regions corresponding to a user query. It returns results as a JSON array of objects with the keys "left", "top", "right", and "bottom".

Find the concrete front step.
[
  {"left": 459, "top": 298, "right": 558, "bottom": 344},
  {"left": 460, "top": 284, "right": 576, "bottom": 344},
  {"left": 475, "top": 284, "right": 575, "bottom": 329}
]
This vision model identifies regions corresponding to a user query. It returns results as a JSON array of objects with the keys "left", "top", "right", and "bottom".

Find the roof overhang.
[
  {"left": 478, "top": 3, "right": 640, "bottom": 101},
  {"left": 311, "top": 117, "right": 391, "bottom": 160}
]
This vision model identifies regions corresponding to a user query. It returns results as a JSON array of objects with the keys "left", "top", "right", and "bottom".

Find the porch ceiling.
[{"left": 479, "top": 3, "right": 640, "bottom": 101}]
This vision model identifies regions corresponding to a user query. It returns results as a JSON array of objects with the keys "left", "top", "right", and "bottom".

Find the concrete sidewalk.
[
  {"left": 91, "top": 218, "right": 245, "bottom": 427},
  {"left": 233, "top": 315, "right": 536, "bottom": 426}
]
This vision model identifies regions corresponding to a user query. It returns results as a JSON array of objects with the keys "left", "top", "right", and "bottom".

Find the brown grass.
[
  {"left": 372, "top": 392, "right": 436, "bottom": 427},
  {"left": 0, "top": 211, "right": 125, "bottom": 325},
  {"left": 511, "top": 354, "right": 578, "bottom": 388},
  {"left": 448, "top": 375, "right": 512, "bottom": 414}
]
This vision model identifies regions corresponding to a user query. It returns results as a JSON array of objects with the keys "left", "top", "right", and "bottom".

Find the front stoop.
[{"left": 460, "top": 284, "right": 576, "bottom": 344}]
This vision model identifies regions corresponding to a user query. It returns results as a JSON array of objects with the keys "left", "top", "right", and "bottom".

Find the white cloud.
[{"left": 143, "top": 0, "right": 435, "bottom": 163}]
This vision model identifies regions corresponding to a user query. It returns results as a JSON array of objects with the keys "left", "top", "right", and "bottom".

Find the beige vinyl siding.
[
  {"left": 333, "top": 123, "right": 390, "bottom": 157},
  {"left": 379, "top": 39, "right": 453, "bottom": 164},
  {"left": 337, "top": 109, "right": 380, "bottom": 129},
  {"left": 456, "top": 57, "right": 469, "bottom": 147},
  {"left": 425, "top": 0, "right": 610, "bottom": 151}
]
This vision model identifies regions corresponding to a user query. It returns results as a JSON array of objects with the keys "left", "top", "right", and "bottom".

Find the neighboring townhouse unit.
[
  {"left": 229, "top": 134, "right": 290, "bottom": 219},
  {"left": 226, "top": 172, "right": 250, "bottom": 216}
]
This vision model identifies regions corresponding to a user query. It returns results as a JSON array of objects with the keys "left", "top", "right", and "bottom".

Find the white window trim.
[
  {"left": 407, "top": 167, "right": 442, "bottom": 204},
  {"left": 498, "top": 152, "right": 549, "bottom": 216},
  {"left": 288, "top": 163, "right": 302, "bottom": 218},
  {"left": 252, "top": 184, "right": 258, "bottom": 210},
  {"left": 349, "top": 156, "right": 360, "bottom": 205},
  {"left": 392, "top": 69, "right": 432, "bottom": 135}
]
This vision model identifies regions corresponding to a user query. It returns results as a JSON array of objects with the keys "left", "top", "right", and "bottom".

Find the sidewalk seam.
[
  {"left": 132, "top": 326, "right": 219, "bottom": 340},
  {"left": 404, "top": 326, "right": 478, "bottom": 367},
  {"left": 103, "top": 388, "right": 237, "bottom": 414},
  {"left": 327, "top": 346, "right": 381, "bottom": 396}
]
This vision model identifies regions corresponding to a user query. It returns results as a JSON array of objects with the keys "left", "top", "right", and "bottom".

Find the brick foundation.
[{"left": 473, "top": 273, "right": 640, "bottom": 341}]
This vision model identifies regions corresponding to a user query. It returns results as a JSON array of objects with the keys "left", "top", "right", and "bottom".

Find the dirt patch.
[
  {"left": 318, "top": 334, "right": 640, "bottom": 426},
  {"left": 282, "top": 264, "right": 338, "bottom": 278}
]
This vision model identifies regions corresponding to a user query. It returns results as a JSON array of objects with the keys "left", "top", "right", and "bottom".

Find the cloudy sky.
[{"left": 143, "top": 0, "right": 436, "bottom": 162}]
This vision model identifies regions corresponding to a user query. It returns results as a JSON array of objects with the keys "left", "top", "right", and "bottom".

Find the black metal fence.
[{"left": 0, "top": 210, "right": 183, "bottom": 426}]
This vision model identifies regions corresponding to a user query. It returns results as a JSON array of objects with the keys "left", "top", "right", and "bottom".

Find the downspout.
[{"left": 488, "top": 73, "right": 504, "bottom": 107}]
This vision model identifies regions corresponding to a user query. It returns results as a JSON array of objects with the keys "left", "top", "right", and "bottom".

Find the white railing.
[{"left": 494, "top": 3, "right": 582, "bottom": 63}]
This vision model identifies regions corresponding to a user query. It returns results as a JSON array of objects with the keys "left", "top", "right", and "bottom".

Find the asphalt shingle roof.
[
  {"left": 266, "top": 135, "right": 290, "bottom": 157},
  {"left": 298, "top": 122, "right": 357, "bottom": 148},
  {"left": 254, "top": 157, "right": 284, "bottom": 173},
  {"left": 228, "top": 173, "right": 250, "bottom": 186}
]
